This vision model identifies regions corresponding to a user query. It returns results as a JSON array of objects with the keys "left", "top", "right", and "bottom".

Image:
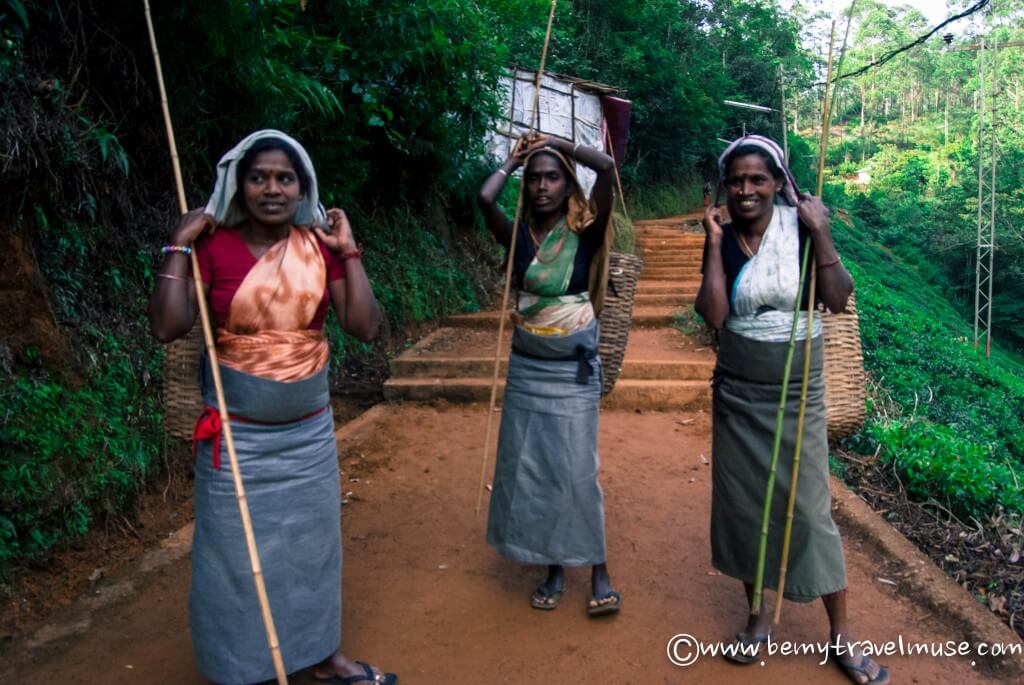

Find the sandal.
[
  {"left": 316, "top": 660, "right": 398, "bottom": 685},
  {"left": 587, "top": 589, "right": 622, "bottom": 616},
  {"left": 724, "top": 631, "right": 770, "bottom": 665},
  {"left": 530, "top": 579, "right": 565, "bottom": 610},
  {"left": 832, "top": 644, "right": 890, "bottom": 685}
]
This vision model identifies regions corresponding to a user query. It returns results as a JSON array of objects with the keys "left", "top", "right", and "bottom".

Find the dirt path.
[{"left": 3, "top": 404, "right": 1005, "bottom": 684}]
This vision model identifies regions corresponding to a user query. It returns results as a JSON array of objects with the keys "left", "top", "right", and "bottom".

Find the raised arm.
[
  {"left": 798, "top": 195, "right": 853, "bottom": 313},
  {"left": 317, "top": 209, "right": 382, "bottom": 343},
  {"left": 695, "top": 204, "right": 729, "bottom": 330},
  {"left": 477, "top": 137, "right": 529, "bottom": 246},
  {"left": 148, "top": 208, "right": 212, "bottom": 343}
]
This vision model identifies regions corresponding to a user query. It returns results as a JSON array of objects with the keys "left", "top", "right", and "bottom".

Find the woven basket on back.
[
  {"left": 164, "top": 325, "right": 204, "bottom": 440},
  {"left": 598, "top": 252, "right": 644, "bottom": 396},
  {"left": 821, "top": 292, "right": 866, "bottom": 440}
]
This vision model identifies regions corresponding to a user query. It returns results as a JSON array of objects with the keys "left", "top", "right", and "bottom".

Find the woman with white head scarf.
[
  {"left": 696, "top": 135, "right": 888, "bottom": 685},
  {"left": 149, "top": 130, "right": 395, "bottom": 684}
]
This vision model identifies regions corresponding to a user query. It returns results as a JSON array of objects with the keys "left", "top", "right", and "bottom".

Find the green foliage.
[
  {"left": 825, "top": 190, "right": 1024, "bottom": 519},
  {"left": 857, "top": 417, "right": 1024, "bottom": 519},
  {"left": 0, "top": 0, "right": 29, "bottom": 81},
  {"left": 800, "top": 2, "right": 1024, "bottom": 523},
  {"left": 628, "top": 180, "right": 702, "bottom": 220},
  {"left": 672, "top": 305, "right": 716, "bottom": 347},
  {"left": 610, "top": 209, "right": 634, "bottom": 255},
  {"left": 359, "top": 207, "right": 487, "bottom": 326},
  {"left": 0, "top": 335, "right": 162, "bottom": 573},
  {"left": 672, "top": 306, "right": 705, "bottom": 337},
  {"left": 158, "top": 0, "right": 507, "bottom": 211}
]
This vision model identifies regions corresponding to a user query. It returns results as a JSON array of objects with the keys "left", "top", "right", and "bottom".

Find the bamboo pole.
[
  {"left": 143, "top": 2, "right": 288, "bottom": 682},
  {"left": 750, "top": 239, "right": 813, "bottom": 615},
  {"left": 751, "top": 17, "right": 837, "bottom": 619},
  {"left": 772, "top": 10, "right": 847, "bottom": 623},
  {"left": 772, "top": 264, "right": 817, "bottom": 624},
  {"left": 828, "top": 0, "right": 858, "bottom": 124},
  {"left": 605, "top": 127, "right": 630, "bottom": 223},
  {"left": 476, "top": 0, "right": 559, "bottom": 514},
  {"left": 815, "top": 21, "right": 838, "bottom": 196},
  {"left": 780, "top": 64, "right": 789, "bottom": 164}
]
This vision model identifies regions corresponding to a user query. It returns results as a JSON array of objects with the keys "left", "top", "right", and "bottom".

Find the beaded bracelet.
[{"left": 162, "top": 245, "right": 192, "bottom": 256}]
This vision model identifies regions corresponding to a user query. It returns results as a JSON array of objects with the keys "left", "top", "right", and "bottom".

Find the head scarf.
[
  {"left": 522, "top": 146, "right": 596, "bottom": 234},
  {"left": 717, "top": 134, "right": 801, "bottom": 207},
  {"left": 204, "top": 129, "right": 328, "bottom": 229}
]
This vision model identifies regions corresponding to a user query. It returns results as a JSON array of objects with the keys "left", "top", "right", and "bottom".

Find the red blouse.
[{"left": 195, "top": 227, "right": 346, "bottom": 330}]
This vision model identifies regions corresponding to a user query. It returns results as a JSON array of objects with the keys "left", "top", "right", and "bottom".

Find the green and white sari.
[{"left": 516, "top": 219, "right": 595, "bottom": 336}]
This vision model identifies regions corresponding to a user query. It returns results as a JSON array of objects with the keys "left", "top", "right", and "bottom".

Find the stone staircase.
[{"left": 383, "top": 215, "right": 715, "bottom": 410}]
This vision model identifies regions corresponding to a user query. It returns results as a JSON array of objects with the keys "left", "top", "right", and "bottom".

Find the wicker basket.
[
  {"left": 598, "top": 252, "right": 644, "bottom": 396},
  {"left": 821, "top": 292, "right": 866, "bottom": 439},
  {"left": 164, "top": 325, "right": 204, "bottom": 440}
]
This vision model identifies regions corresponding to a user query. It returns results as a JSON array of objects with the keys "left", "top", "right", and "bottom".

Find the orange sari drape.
[{"left": 215, "top": 227, "right": 330, "bottom": 382}]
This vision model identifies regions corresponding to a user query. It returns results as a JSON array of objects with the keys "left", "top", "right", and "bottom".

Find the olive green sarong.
[{"left": 710, "top": 329, "right": 847, "bottom": 602}]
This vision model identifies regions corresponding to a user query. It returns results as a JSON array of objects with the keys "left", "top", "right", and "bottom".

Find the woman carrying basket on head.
[
  {"left": 696, "top": 134, "right": 889, "bottom": 685},
  {"left": 148, "top": 130, "right": 396, "bottom": 685},
  {"left": 477, "top": 133, "right": 621, "bottom": 615}
]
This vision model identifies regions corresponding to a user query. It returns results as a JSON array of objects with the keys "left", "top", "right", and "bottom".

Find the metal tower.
[{"left": 974, "top": 35, "right": 997, "bottom": 357}]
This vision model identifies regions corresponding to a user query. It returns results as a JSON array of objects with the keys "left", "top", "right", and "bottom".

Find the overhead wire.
[{"left": 820, "top": 0, "right": 990, "bottom": 85}]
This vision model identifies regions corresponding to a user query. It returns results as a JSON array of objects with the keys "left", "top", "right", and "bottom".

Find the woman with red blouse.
[{"left": 148, "top": 130, "right": 394, "bottom": 685}]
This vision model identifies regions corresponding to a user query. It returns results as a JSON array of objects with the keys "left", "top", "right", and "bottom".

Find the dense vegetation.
[{"left": 790, "top": 1, "right": 1024, "bottom": 523}]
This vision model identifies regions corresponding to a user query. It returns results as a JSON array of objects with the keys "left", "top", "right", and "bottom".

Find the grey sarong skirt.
[
  {"left": 710, "top": 329, "right": 847, "bottom": 602},
  {"left": 486, "top": 321, "right": 607, "bottom": 566},
  {"left": 191, "top": 358, "right": 341, "bottom": 684}
]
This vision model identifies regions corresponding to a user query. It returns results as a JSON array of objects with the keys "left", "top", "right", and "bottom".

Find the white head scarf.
[
  {"left": 717, "top": 134, "right": 801, "bottom": 207},
  {"left": 204, "top": 129, "right": 327, "bottom": 228},
  {"left": 717, "top": 135, "right": 821, "bottom": 341}
]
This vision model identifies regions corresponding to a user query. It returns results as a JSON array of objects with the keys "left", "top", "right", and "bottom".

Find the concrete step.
[
  {"left": 634, "top": 219, "right": 702, "bottom": 229},
  {"left": 636, "top": 245, "right": 704, "bottom": 254},
  {"left": 637, "top": 251, "right": 703, "bottom": 258},
  {"left": 636, "top": 280, "right": 702, "bottom": 292},
  {"left": 641, "top": 268, "right": 703, "bottom": 279},
  {"left": 635, "top": 242, "right": 704, "bottom": 249},
  {"left": 635, "top": 224, "right": 703, "bottom": 232},
  {"left": 635, "top": 240, "right": 704, "bottom": 250},
  {"left": 634, "top": 292, "right": 696, "bottom": 307},
  {"left": 442, "top": 306, "right": 683, "bottom": 329},
  {"left": 388, "top": 356, "right": 713, "bottom": 381},
  {"left": 637, "top": 245, "right": 704, "bottom": 253},
  {"left": 640, "top": 256, "right": 704, "bottom": 266},
  {"left": 383, "top": 377, "right": 710, "bottom": 410},
  {"left": 636, "top": 230, "right": 704, "bottom": 238},
  {"left": 634, "top": 230, "right": 689, "bottom": 236}
]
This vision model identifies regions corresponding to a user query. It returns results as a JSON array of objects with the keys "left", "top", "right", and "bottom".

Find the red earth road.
[{"left": 3, "top": 404, "right": 1007, "bottom": 684}]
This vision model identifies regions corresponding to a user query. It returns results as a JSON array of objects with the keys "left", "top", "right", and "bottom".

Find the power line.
[{"left": 825, "top": 0, "right": 990, "bottom": 85}]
